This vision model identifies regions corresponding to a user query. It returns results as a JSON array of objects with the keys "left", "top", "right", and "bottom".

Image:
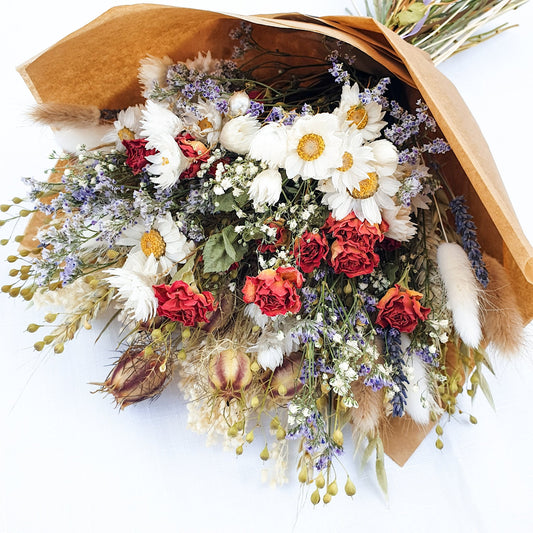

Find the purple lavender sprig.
[
  {"left": 449, "top": 195, "right": 489, "bottom": 288},
  {"left": 382, "top": 327, "right": 408, "bottom": 417}
]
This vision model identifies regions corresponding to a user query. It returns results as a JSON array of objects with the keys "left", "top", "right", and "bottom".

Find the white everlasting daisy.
[
  {"left": 369, "top": 139, "right": 398, "bottom": 177},
  {"left": 334, "top": 83, "right": 386, "bottom": 141},
  {"left": 330, "top": 130, "right": 375, "bottom": 192},
  {"left": 248, "top": 122, "right": 288, "bottom": 169},
  {"left": 117, "top": 213, "right": 195, "bottom": 276},
  {"left": 138, "top": 55, "right": 173, "bottom": 99},
  {"left": 140, "top": 100, "right": 183, "bottom": 140},
  {"left": 219, "top": 115, "right": 261, "bottom": 155},
  {"left": 185, "top": 51, "right": 217, "bottom": 74},
  {"left": 284, "top": 114, "right": 342, "bottom": 180},
  {"left": 106, "top": 253, "right": 159, "bottom": 322},
  {"left": 228, "top": 91, "right": 251, "bottom": 117},
  {"left": 248, "top": 168, "right": 283, "bottom": 208},
  {"left": 101, "top": 105, "right": 144, "bottom": 150},
  {"left": 382, "top": 205, "right": 417, "bottom": 242},
  {"left": 144, "top": 134, "right": 189, "bottom": 189}
]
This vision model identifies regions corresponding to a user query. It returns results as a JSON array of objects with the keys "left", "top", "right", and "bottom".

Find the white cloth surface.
[{"left": 1, "top": 1, "right": 532, "bottom": 532}]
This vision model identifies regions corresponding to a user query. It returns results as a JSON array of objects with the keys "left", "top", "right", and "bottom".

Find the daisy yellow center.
[
  {"left": 161, "top": 157, "right": 170, "bottom": 166},
  {"left": 350, "top": 172, "right": 379, "bottom": 199},
  {"left": 140, "top": 229, "right": 166, "bottom": 259},
  {"left": 337, "top": 152, "right": 354, "bottom": 172},
  {"left": 198, "top": 117, "right": 213, "bottom": 131},
  {"left": 118, "top": 127, "right": 136, "bottom": 141},
  {"left": 297, "top": 133, "right": 325, "bottom": 161},
  {"left": 347, "top": 105, "right": 369, "bottom": 130}
]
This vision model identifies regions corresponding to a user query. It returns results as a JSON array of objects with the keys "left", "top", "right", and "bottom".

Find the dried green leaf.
[
  {"left": 478, "top": 370, "right": 496, "bottom": 411},
  {"left": 396, "top": 2, "right": 427, "bottom": 26},
  {"left": 361, "top": 437, "right": 377, "bottom": 467},
  {"left": 376, "top": 458, "right": 388, "bottom": 496}
]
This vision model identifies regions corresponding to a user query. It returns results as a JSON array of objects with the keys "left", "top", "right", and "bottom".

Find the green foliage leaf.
[
  {"left": 397, "top": 2, "right": 427, "bottom": 26},
  {"left": 214, "top": 192, "right": 236, "bottom": 212},
  {"left": 203, "top": 226, "right": 247, "bottom": 273},
  {"left": 171, "top": 253, "right": 196, "bottom": 285},
  {"left": 375, "top": 437, "right": 388, "bottom": 496}
]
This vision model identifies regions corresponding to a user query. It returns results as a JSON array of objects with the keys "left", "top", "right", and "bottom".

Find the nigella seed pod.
[
  {"left": 202, "top": 292, "right": 235, "bottom": 334},
  {"left": 208, "top": 349, "right": 252, "bottom": 400},
  {"left": 99, "top": 346, "right": 171, "bottom": 409},
  {"left": 268, "top": 352, "right": 304, "bottom": 400}
]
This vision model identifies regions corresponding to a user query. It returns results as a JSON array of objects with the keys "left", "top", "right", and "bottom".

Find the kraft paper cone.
[{"left": 16, "top": 4, "right": 533, "bottom": 466}]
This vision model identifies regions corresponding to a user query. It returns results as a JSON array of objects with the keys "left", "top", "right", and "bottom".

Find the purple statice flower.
[
  {"left": 230, "top": 22, "right": 254, "bottom": 59},
  {"left": 300, "top": 286, "right": 318, "bottom": 314},
  {"left": 421, "top": 138, "right": 450, "bottom": 155},
  {"left": 59, "top": 254, "right": 80, "bottom": 284},
  {"left": 409, "top": 345, "right": 440, "bottom": 367},
  {"left": 265, "top": 106, "right": 284, "bottom": 123},
  {"left": 282, "top": 111, "right": 298, "bottom": 126},
  {"left": 449, "top": 195, "right": 489, "bottom": 287},
  {"left": 359, "top": 77, "right": 391, "bottom": 106},
  {"left": 246, "top": 101, "right": 264, "bottom": 118},
  {"left": 301, "top": 103, "right": 313, "bottom": 116},
  {"left": 358, "top": 364, "right": 371, "bottom": 376},
  {"left": 383, "top": 327, "right": 409, "bottom": 417}
]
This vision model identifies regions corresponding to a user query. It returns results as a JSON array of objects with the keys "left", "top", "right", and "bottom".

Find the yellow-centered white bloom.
[
  {"left": 117, "top": 213, "right": 195, "bottom": 276},
  {"left": 334, "top": 83, "right": 386, "bottom": 141},
  {"left": 284, "top": 114, "right": 342, "bottom": 180},
  {"left": 101, "top": 105, "right": 144, "bottom": 150},
  {"left": 145, "top": 134, "right": 189, "bottom": 189},
  {"left": 141, "top": 100, "right": 183, "bottom": 140},
  {"left": 180, "top": 99, "right": 223, "bottom": 146},
  {"left": 330, "top": 130, "right": 375, "bottom": 192},
  {"left": 219, "top": 115, "right": 261, "bottom": 155}
]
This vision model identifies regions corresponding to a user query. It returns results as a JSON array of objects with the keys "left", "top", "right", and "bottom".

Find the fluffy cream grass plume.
[
  {"left": 481, "top": 254, "right": 525, "bottom": 356},
  {"left": 437, "top": 242, "right": 482, "bottom": 348},
  {"left": 349, "top": 380, "right": 384, "bottom": 439},
  {"left": 29, "top": 103, "right": 101, "bottom": 128}
]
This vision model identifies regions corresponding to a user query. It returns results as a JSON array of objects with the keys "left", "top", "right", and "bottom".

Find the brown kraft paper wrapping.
[{"left": 16, "top": 4, "right": 533, "bottom": 466}]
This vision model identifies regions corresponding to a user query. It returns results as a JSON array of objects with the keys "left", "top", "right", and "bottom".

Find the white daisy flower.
[
  {"left": 248, "top": 122, "right": 288, "bottom": 169},
  {"left": 382, "top": 205, "right": 417, "bottom": 242},
  {"left": 369, "top": 139, "right": 398, "bottom": 177},
  {"left": 117, "top": 213, "right": 195, "bottom": 276},
  {"left": 284, "top": 114, "right": 342, "bottom": 180},
  {"left": 138, "top": 55, "right": 173, "bottom": 99},
  {"left": 320, "top": 169, "right": 400, "bottom": 224},
  {"left": 106, "top": 253, "right": 159, "bottom": 322},
  {"left": 180, "top": 99, "right": 223, "bottom": 146},
  {"left": 219, "top": 115, "right": 261, "bottom": 155},
  {"left": 144, "top": 134, "right": 189, "bottom": 189},
  {"left": 334, "top": 83, "right": 386, "bottom": 141},
  {"left": 330, "top": 130, "right": 375, "bottom": 192},
  {"left": 140, "top": 100, "right": 183, "bottom": 141},
  {"left": 101, "top": 105, "right": 144, "bottom": 150},
  {"left": 248, "top": 169, "right": 283, "bottom": 208}
]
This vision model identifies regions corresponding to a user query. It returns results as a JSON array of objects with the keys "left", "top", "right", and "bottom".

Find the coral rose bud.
[
  {"left": 269, "top": 352, "right": 304, "bottom": 400},
  {"left": 208, "top": 349, "right": 253, "bottom": 399},
  {"left": 100, "top": 346, "right": 170, "bottom": 409}
]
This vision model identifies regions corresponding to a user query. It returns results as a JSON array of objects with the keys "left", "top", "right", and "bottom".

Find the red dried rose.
[
  {"left": 122, "top": 138, "right": 156, "bottom": 175},
  {"left": 329, "top": 238, "right": 380, "bottom": 278},
  {"left": 242, "top": 266, "right": 304, "bottom": 317},
  {"left": 153, "top": 280, "right": 216, "bottom": 327},
  {"left": 176, "top": 133, "right": 210, "bottom": 180},
  {"left": 325, "top": 213, "right": 385, "bottom": 253},
  {"left": 293, "top": 231, "right": 329, "bottom": 273},
  {"left": 375, "top": 284, "right": 431, "bottom": 333}
]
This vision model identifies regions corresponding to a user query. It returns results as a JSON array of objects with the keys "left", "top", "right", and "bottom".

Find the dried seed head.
[
  {"left": 208, "top": 349, "right": 252, "bottom": 400},
  {"left": 315, "top": 472, "right": 325, "bottom": 489},
  {"left": 260, "top": 444, "right": 269, "bottom": 461},
  {"left": 345, "top": 477, "right": 356, "bottom": 497},
  {"left": 99, "top": 345, "right": 170, "bottom": 409}
]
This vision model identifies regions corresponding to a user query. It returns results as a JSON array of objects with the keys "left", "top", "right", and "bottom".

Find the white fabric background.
[{"left": 1, "top": 2, "right": 532, "bottom": 532}]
